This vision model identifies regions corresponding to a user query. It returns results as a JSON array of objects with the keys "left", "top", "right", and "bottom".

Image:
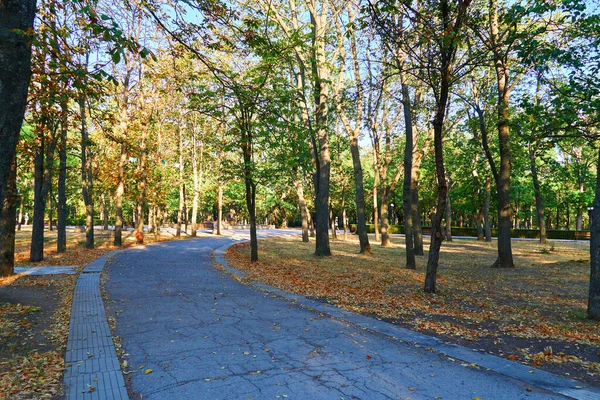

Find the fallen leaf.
[{"left": 144, "top": 369, "right": 153, "bottom": 375}]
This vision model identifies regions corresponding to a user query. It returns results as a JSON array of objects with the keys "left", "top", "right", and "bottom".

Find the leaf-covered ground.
[
  {"left": 0, "top": 227, "right": 187, "bottom": 399},
  {"left": 226, "top": 234, "right": 600, "bottom": 385}
]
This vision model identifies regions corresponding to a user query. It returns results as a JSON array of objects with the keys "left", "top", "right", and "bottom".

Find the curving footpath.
[{"left": 64, "top": 232, "right": 600, "bottom": 399}]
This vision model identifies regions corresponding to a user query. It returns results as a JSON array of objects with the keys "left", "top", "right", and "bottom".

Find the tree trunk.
[
  {"left": 57, "top": 116, "right": 67, "bottom": 253},
  {"left": 103, "top": 195, "right": 109, "bottom": 231},
  {"left": 241, "top": 123, "right": 258, "bottom": 262},
  {"left": 412, "top": 179, "right": 424, "bottom": 255},
  {"left": 401, "top": 80, "right": 415, "bottom": 269},
  {"left": 17, "top": 198, "right": 22, "bottom": 231},
  {"left": 529, "top": 145, "right": 546, "bottom": 244},
  {"left": 114, "top": 143, "right": 126, "bottom": 246},
  {"left": 380, "top": 187, "right": 391, "bottom": 247},
  {"left": 79, "top": 93, "right": 94, "bottom": 249},
  {"left": 484, "top": 176, "right": 492, "bottom": 242},
  {"left": 191, "top": 125, "right": 200, "bottom": 237},
  {"left": 0, "top": 159, "right": 18, "bottom": 277},
  {"left": 350, "top": 137, "right": 371, "bottom": 253},
  {"left": 217, "top": 183, "right": 223, "bottom": 235},
  {"left": 0, "top": 0, "right": 36, "bottom": 218},
  {"left": 588, "top": 145, "right": 600, "bottom": 319},
  {"left": 30, "top": 130, "right": 57, "bottom": 262},
  {"left": 177, "top": 128, "right": 184, "bottom": 238},
  {"left": 476, "top": 211, "right": 484, "bottom": 241},
  {"left": 48, "top": 184, "right": 53, "bottom": 231},
  {"left": 135, "top": 127, "right": 148, "bottom": 244},
  {"left": 311, "top": 7, "right": 331, "bottom": 257},
  {"left": 446, "top": 183, "right": 453, "bottom": 241},
  {"left": 296, "top": 179, "right": 309, "bottom": 242},
  {"left": 373, "top": 172, "right": 380, "bottom": 242}
]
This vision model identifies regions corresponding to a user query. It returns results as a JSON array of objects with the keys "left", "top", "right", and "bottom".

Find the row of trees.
[{"left": 1, "top": 0, "right": 599, "bottom": 318}]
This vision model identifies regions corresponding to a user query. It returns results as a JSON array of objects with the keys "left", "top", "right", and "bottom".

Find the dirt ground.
[{"left": 226, "top": 234, "right": 600, "bottom": 385}]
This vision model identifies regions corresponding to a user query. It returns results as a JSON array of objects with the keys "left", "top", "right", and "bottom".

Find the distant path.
[{"left": 103, "top": 234, "right": 583, "bottom": 399}]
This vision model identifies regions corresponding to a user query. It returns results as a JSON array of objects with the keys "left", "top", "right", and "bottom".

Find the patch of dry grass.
[{"left": 226, "top": 234, "right": 600, "bottom": 382}]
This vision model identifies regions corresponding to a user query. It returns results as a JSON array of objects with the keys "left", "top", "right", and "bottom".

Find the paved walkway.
[
  {"left": 82, "top": 234, "right": 597, "bottom": 400},
  {"left": 14, "top": 266, "right": 77, "bottom": 275}
]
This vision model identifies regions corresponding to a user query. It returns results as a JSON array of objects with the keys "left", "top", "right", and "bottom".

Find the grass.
[{"left": 226, "top": 234, "right": 600, "bottom": 383}]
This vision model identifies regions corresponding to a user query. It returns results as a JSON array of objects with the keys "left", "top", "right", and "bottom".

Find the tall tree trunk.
[
  {"left": 102, "top": 195, "right": 109, "bottom": 231},
  {"left": 17, "top": 198, "right": 23, "bottom": 231},
  {"left": 57, "top": 116, "right": 67, "bottom": 253},
  {"left": 380, "top": 187, "right": 391, "bottom": 247},
  {"left": 135, "top": 128, "right": 148, "bottom": 244},
  {"left": 350, "top": 137, "right": 371, "bottom": 253},
  {"left": 114, "top": 143, "right": 126, "bottom": 246},
  {"left": 217, "top": 183, "right": 223, "bottom": 235},
  {"left": 576, "top": 180, "right": 584, "bottom": 230},
  {"left": 424, "top": 0, "right": 470, "bottom": 293},
  {"left": 373, "top": 173, "right": 380, "bottom": 242},
  {"left": 400, "top": 80, "right": 415, "bottom": 269},
  {"left": 489, "top": 0, "right": 514, "bottom": 268},
  {"left": 79, "top": 93, "right": 94, "bottom": 249},
  {"left": 446, "top": 183, "right": 453, "bottom": 241},
  {"left": 0, "top": 159, "right": 18, "bottom": 277},
  {"left": 0, "top": 0, "right": 36, "bottom": 218},
  {"left": 588, "top": 145, "right": 600, "bottom": 319},
  {"left": 176, "top": 128, "right": 184, "bottom": 238},
  {"left": 310, "top": 5, "right": 331, "bottom": 257},
  {"left": 484, "top": 176, "right": 492, "bottom": 242},
  {"left": 30, "top": 129, "right": 57, "bottom": 262},
  {"left": 241, "top": 123, "right": 258, "bottom": 262},
  {"left": 48, "top": 184, "right": 53, "bottom": 231},
  {"left": 412, "top": 180, "right": 424, "bottom": 255},
  {"left": 296, "top": 179, "right": 309, "bottom": 242},
  {"left": 191, "top": 125, "right": 200, "bottom": 237},
  {"left": 529, "top": 144, "right": 546, "bottom": 243}
]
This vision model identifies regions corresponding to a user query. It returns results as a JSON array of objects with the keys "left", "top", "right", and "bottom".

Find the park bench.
[{"left": 574, "top": 231, "right": 591, "bottom": 240}]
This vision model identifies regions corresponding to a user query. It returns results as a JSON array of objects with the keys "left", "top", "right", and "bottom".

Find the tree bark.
[
  {"left": 296, "top": 179, "right": 309, "bottom": 242},
  {"left": 310, "top": 4, "right": 331, "bottom": 257},
  {"left": 57, "top": 114, "right": 67, "bottom": 253},
  {"left": 350, "top": 137, "right": 371, "bottom": 253},
  {"left": 529, "top": 144, "right": 546, "bottom": 244},
  {"left": 114, "top": 143, "right": 126, "bottom": 246},
  {"left": 446, "top": 182, "right": 453, "bottom": 241},
  {"left": 79, "top": 93, "right": 94, "bottom": 249},
  {"left": 135, "top": 125, "right": 148, "bottom": 244},
  {"left": 191, "top": 123, "right": 200, "bottom": 237},
  {"left": 176, "top": 128, "right": 184, "bottom": 238},
  {"left": 401, "top": 79, "right": 415, "bottom": 269},
  {"left": 0, "top": 159, "right": 18, "bottom": 277},
  {"left": 217, "top": 183, "right": 223, "bottom": 235},
  {"left": 484, "top": 176, "right": 492, "bottom": 241},
  {"left": 30, "top": 127, "right": 57, "bottom": 262},
  {"left": 0, "top": 0, "right": 36, "bottom": 218},
  {"left": 588, "top": 145, "right": 600, "bottom": 319}
]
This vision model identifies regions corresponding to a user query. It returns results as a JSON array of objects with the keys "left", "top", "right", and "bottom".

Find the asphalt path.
[{"left": 104, "top": 234, "right": 575, "bottom": 400}]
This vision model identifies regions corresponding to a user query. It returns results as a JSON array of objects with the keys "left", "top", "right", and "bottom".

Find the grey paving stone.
[{"left": 14, "top": 266, "right": 77, "bottom": 275}]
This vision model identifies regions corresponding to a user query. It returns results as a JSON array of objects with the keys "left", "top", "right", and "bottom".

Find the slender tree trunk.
[
  {"left": 373, "top": 172, "right": 380, "bottom": 242},
  {"left": 412, "top": 182, "right": 424, "bottom": 255},
  {"left": 30, "top": 129, "right": 57, "bottom": 262},
  {"left": 296, "top": 179, "right": 309, "bottom": 242},
  {"left": 0, "top": 0, "right": 36, "bottom": 218},
  {"left": 529, "top": 145, "right": 546, "bottom": 243},
  {"left": 380, "top": 188, "right": 391, "bottom": 247},
  {"left": 350, "top": 137, "right": 371, "bottom": 253},
  {"left": 135, "top": 128, "right": 148, "bottom": 244},
  {"left": 177, "top": 128, "right": 184, "bottom": 238},
  {"left": 114, "top": 143, "right": 126, "bottom": 246},
  {"left": 48, "top": 185, "right": 53, "bottom": 231},
  {"left": 191, "top": 125, "right": 200, "bottom": 237},
  {"left": 588, "top": 145, "right": 600, "bottom": 319},
  {"left": 79, "top": 93, "right": 94, "bottom": 249},
  {"left": 577, "top": 180, "right": 584, "bottom": 230},
  {"left": 103, "top": 195, "right": 109, "bottom": 231},
  {"left": 446, "top": 183, "right": 453, "bottom": 241},
  {"left": 401, "top": 80, "right": 415, "bottom": 269},
  {"left": 241, "top": 123, "right": 258, "bottom": 262},
  {"left": 17, "top": 199, "right": 23, "bottom": 231},
  {"left": 217, "top": 183, "right": 223, "bottom": 235},
  {"left": 0, "top": 159, "right": 18, "bottom": 277},
  {"left": 311, "top": 7, "right": 331, "bottom": 257},
  {"left": 57, "top": 117, "right": 67, "bottom": 252},
  {"left": 484, "top": 176, "right": 492, "bottom": 242}
]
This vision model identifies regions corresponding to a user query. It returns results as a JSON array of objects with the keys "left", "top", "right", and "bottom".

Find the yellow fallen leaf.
[{"left": 144, "top": 369, "right": 153, "bottom": 374}]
